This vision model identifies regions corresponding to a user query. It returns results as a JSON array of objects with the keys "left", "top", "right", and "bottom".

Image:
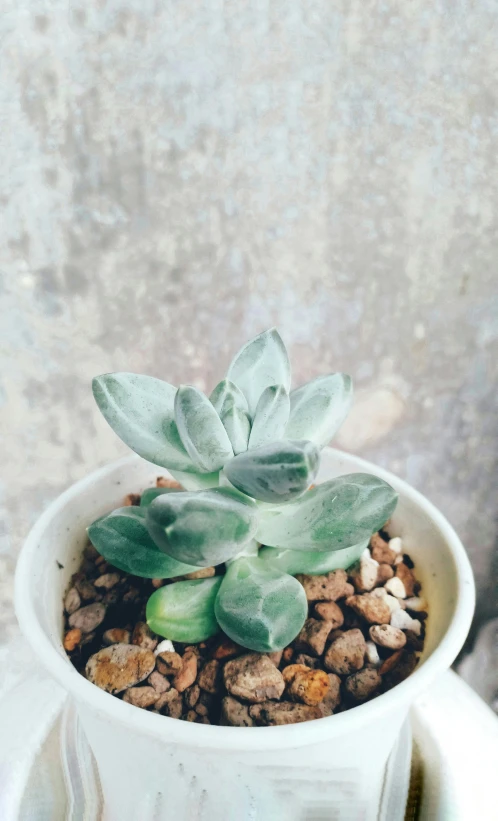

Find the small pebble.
[
  {"left": 173, "top": 651, "right": 198, "bottom": 693},
  {"left": 377, "top": 564, "right": 394, "bottom": 584},
  {"left": 345, "top": 594, "right": 391, "bottom": 625},
  {"left": 395, "top": 563, "right": 416, "bottom": 596},
  {"left": 345, "top": 669, "right": 381, "bottom": 701},
  {"left": 156, "top": 477, "right": 182, "bottom": 488},
  {"left": 221, "top": 696, "right": 254, "bottom": 727},
  {"left": 212, "top": 638, "right": 243, "bottom": 660},
  {"left": 390, "top": 609, "right": 422, "bottom": 635},
  {"left": 296, "top": 570, "right": 354, "bottom": 602},
  {"left": 350, "top": 550, "right": 379, "bottom": 593},
  {"left": 86, "top": 644, "right": 156, "bottom": 694},
  {"left": 154, "top": 639, "right": 175, "bottom": 656},
  {"left": 154, "top": 688, "right": 182, "bottom": 718},
  {"left": 266, "top": 650, "right": 283, "bottom": 667},
  {"left": 184, "top": 684, "right": 201, "bottom": 708},
  {"left": 64, "top": 628, "right": 82, "bottom": 651},
  {"left": 313, "top": 601, "right": 344, "bottom": 628},
  {"left": 287, "top": 669, "right": 330, "bottom": 706},
  {"left": 64, "top": 587, "right": 81, "bottom": 615},
  {"left": 370, "top": 535, "right": 397, "bottom": 565},
  {"left": 369, "top": 624, "right": 407, "bottom": 650},
  {"left": 148, "top": 671, "right": 170, "bottom": 693},
  {"left": 294, "top": 653, "right": 320, "bottom": 669},
  {"left": 123, "top": 687, "right": 159, "bottom": 708},
  {"left": 389, "top": 537, "right": 403, "bottom": 554},
  {"left": 156, "top": 651, "right": 183, "bottom": 676},
  {"left": 249, "top": 701, "right": 322, "bottom": 726},
  {"left": 324, "top": 629, "right": 366, "bottom": 675},
  {"left": 181, "top": 567, "right": 216, "bottom": 580},
  {"left": 69, "top": 602, "right": 107, "bottom": 633},
  {"left": 365, "top": 641, "right": 381, "bottom": 667},
  {"left": 132, "top": 622, "right": 158, "bottom": 652},
  {"left": 384, "top": 577, "right": 407, "bottom": 599},
  {"left": 404, "top": 596, "right": 428, "bottom": 612},
  {"left": 197, "top": 659, "right": 221, "bottom": 694},
  {"left": 319, "top": 674, "right": 341, "bottom": 715},
  {"left": 224, "top": 653, "right": 285, "bottom": 703},
  {"left": 94, "top": 573, "right": 121, "bottom": 590},
  {"left": 103, "top": 628, "right": 131, "bottom": 645},
  {"left": 294, "top": 618, "right": 333, "bottom": 656}
]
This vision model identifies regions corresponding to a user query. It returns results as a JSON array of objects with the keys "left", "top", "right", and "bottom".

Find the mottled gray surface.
[{"left": 1, "top": 1, "right": 498, "bottom": 644}]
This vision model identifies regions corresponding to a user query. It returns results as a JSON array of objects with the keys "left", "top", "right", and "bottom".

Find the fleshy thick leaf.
[
  {"left": 248, "top": 385, "right": 290, "bottom": 449},
  {"left": 209, "top": 379, "right": 248, "bottom": 416},
  {"left": 227, "top": 328, "right": 291, "bottom": 416},
  {"left": 221, "top": 405, "right": 251, "bottom": 455},
  {"left": 147, "top": 577, "right": 222, "bottom": 643},
  {"left": 258, "top": 539, "right": 368, "bottom": 576},
  {"left": 224, "top": 439, "right": 320, "bottom": 503},
  {"left": 214, "top": 557, "right": 307, "bottom": 652},
  {"left": 139, "top": 487, "right": 182, "bottom": 506},
  {"left": 87, "top": 507, "right": 198, "bottom": 579},
  {"left": 175, "top": 385, "right": 234, "bottom": 473},
  {"left": 92, "top": 373, "right": 193, "bottom": 471},
  {"left": 258, "top": 473, "right": 398, "bottom": 552},
  {"left": 285, "top": 373, "right": 353, "bottom": 447},
  {"left": 145, "top": 488, "right": 258, "bottom": 567},
  {"left": 168, "top": 469, "right": 220, "bottom": 491}
]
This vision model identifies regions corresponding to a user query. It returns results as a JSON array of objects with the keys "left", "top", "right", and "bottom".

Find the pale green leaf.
[
  {"left": 145, "top": 487, "right": 258, "bottom": 567},
  {"left": 175, "top": 385, "right": 233, "bottom": 473},
  {"left": 209, "top": 379, "right": 248, "bottom": 416},
  {"left": 248, "top": 384, "right": 290, "bottom": 449},
  {"left": 87, "top": 507, "right": 198, "bottom": 579},
  {"left": 285, "top": 373, "right": 353, "bottom": 447},
  {"left": 227, "top": 328, "right": 291, "bottom": 416},
  {"left": 92, "top": 373, "right": 193, "bottom": 471},
  {"left": 168, "top": 469, "right": 220, "bottom": 491},
  {"left": 139, "top": 487, "right": 182, "bottom": 506},
  {"left": 147, "top": 577, "right": 222, "bottom": 642},
  {"left": 214, "top": 557, "right": 307, "bottom": 652},
  {"left": 224, "top": 439, "right": 320, "bottom": 503},
  {"left": 258, "top": 473, "right": 398, "bottom": 551},
  {"left": 221, "top": 405, "right": 251, "bottom": 455},
  {"left": 258, "top": 539, "right": 368, "bottom": 576}
]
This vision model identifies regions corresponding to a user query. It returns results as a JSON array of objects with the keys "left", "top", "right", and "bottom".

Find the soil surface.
[{"left": 63, "top": 478, "right": 427, "bottom": 726}]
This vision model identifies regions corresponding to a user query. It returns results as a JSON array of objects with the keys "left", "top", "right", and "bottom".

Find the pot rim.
[{"left": 15, "top": 449, "right": 475, "bottom": 751}]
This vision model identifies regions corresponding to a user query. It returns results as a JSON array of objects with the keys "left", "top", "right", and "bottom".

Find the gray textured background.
[{"left": 1, "top": 1, "right": 497, "bottom": 645}]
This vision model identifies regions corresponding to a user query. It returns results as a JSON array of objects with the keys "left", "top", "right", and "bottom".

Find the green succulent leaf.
[
  {"left": 147, "top": 577, "right": 222, "bottom": 643},
  {"left": 139, "top": 487, "right": 182, "bottom": 506},
  {"left": 220, "top": 405, "right": 251, "bottom": 455},
  {"left": 87, "top": 507, "right": 198, "bottom": 579},
  {"left": 214, "top": 557, "right": 307, "bottom": 652},
  {"left": 209, "top": 379, "right": 248, "bottom": 417},
  {"left": 145, "top": 487, "right": 258, "bottom": 567},
  {"left": 285, "top": 373, "right": 353, "bottom": 447},
  {"left": 258, "top": 539, "right": 368, "bottom": 576},
  {"left": 175, "top": 385, "right": 234, "bottom": 473},
  {"left": 248, "top": 385, "right": 290, "bottom": 450},
  {"left": 258, "top": 473, "right": 398, "bottom": 552},
  {"left": 168, "top": 469, "right": 220, "bottom": 491},
  {"left": 92, "top": 373, "right": 193, "bottom": 472},
  {"left": 227, "top": 328, "right": 291, "bottom": 416},
  {"left": 224, "top": 439, "right": 320, "bottom": 503}
]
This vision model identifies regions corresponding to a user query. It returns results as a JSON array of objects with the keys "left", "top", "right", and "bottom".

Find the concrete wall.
[{"left": 2, "top": 1, "right": 497, "bottom": 639}]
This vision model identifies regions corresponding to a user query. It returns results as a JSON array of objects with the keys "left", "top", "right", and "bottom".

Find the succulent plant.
[{"left": 89, "top": 329, "right": 398, "bottom": 651}]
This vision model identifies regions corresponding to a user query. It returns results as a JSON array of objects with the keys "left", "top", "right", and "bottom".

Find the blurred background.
[{"left": 1, "top": 2, "right": 497, "bottom": 693}]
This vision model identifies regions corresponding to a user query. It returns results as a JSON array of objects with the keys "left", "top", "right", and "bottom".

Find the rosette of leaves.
[{"left": 89, "top": 329, "right": 398, "bottom": 652}]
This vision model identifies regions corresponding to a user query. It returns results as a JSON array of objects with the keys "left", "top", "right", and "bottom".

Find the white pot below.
[{"left": 15, "top": 449, "right": 475, "bottom": 821}]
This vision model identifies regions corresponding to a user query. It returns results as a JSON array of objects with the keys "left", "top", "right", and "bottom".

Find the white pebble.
[
  {"left": 365, "top": 641, "right": 381, "bottom": 666},
  {"left": 391, "top": 609, "right": 422, "bottom": 635},
  {"left": 385, "top": 577, "right": 407, "bottom": 599},
  {"left": 404, "top": 597, "right": 428, "bottom": 612},
  {"left": 371, "top": 587, "right": 401, "bottom": 613},
  {"left": 389, "top": 537, "right": 403, "bottom": 554},
  {"left": 154, "top": 639, "right": 175, "bottom": 656},
  {"left": 359, "top": 550, "right": 379, "bottom": 591}
]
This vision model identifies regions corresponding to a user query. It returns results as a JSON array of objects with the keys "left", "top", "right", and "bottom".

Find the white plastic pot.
[{"left": 15, "top": 449, "right": 475, "bottom": 821}]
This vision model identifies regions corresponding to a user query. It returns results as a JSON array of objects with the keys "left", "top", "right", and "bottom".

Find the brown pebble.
[
  {"left": 123, "top": 587, "right": 140, "bottom": 603},
  {"left": 382, "top": 650, "right": 418, "bottom": 687},
  {"left": 370, "top": 534, "right": 397, "bottom": 565},
  {"left": 75, "top": 578, "right": 101, "bottom": 602},
  {"left": 64, "top": 587, "right": 81, "bottom": 615},
  {"left": 195, "top": 691, "right": 215, "bottom": 717},
  {"left": 404, "top": 630, "right": 424, "bottom": 651},
  {"left": 369, "top": 624, "right": 407, "bottom": 650},
  {"left": 395, "top": 563, "right": 416, "bottom": 597},
  {"left": 86, "top": 644, "right": 156, "bottom": 694},
  {"left": 345, "top": 669, "right": 381, "bottom": 701},
  {"left": 185, "top": 709, "right": 198, "bottom": 722},
  {"left": 293, "top": 653, "right": 320, "bottom": 669},
  {"left": 224, "top": 653, "right": 285, "bottom": 703},
  {"left": 319, "top": 674, "right": 342, "bottom": 715},
  {"left": 151, "top": 578, "right": 165, "bottom": 589},
  {"left": 94, "top": 572, "right": 121, "bottom": 590},
  {"left": 281, "top": 647, "right": 294, "bottom": 665},
  {"left": 69, "top": 602, "right": 107, "bottom": 633},
  {"left": 95, "top": 555, "right": 107, "bottom": 568},
  {"left": 377, "top": 564, "right": 394, "bottom": 584},
  {"left": 345, "top": 594, "right": 391, "bottom": 625},
  {"left": 173, "top": 651, "right": 198, "bottom": 693},
  {"left": 324, "top": 629, "right": 366, "bottom": 675},
  {"left": 83, "top": 543, "right": 99, "bottom": 560},
  {"left": 287, "top": 669, "right": 330, "bottom": 706},
  {"left": 122, "top": 686, "right": 159, "bottom": 708},
  {"left": 221, "top": 696, "right": 254, "bottom": 727},
  {"left": 132, "top": 622, "right": 158, "bottom": 652},
  {"left": 124, "top": 493, "right": 141, "bottom": 506},
  {"left": 64, "top": 628, "right": 82, "bottom": 651},
  {"left": 266, "top": 650, "right": 283, "bottom": 667},
  {"left": 184, "top": 684, "right": 201, "bottom": 708},
  {"left": 314, "top": 601, "right": 344, "bottom": 628},
  {"left": 154, "top": 688, "right": 182, "bottom": 718},
  {"left": 296, "top": 570, "right": 354, "bottom": 602},
  {"left": 294, "top": 618, "right": 333, "bottom": 656},
  {"left": 282, "top": 664, "right": 310, "bottom": 685},
  {"left": 378, "top": 649, "right": 404, "bottom": 676},
  {"left": 148, "top": 671, "right": 170, "bottom": 693},
  {"left": 249, "top": 701, "right": 322, "bottom": 726},
  {"left": 212, "top": 637, "right": 243, "bottom": 660},
  {"left": 197, "top": 659, "right": 221, "bottom": 694},
  {"left": 181, "top": 567, "right": 216, "bottom": 580},
  {"left": 156, "top": 651, "right": 183, "bottom": 676},
  {"left": 103, "top": 628, "right": 131, "bottom": 645},
  {"left": 156, "top": 477, "right": 182, "bottom": 488},
  {"left": 80, "top": 631, "right": 97, "bottom": 646}
]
